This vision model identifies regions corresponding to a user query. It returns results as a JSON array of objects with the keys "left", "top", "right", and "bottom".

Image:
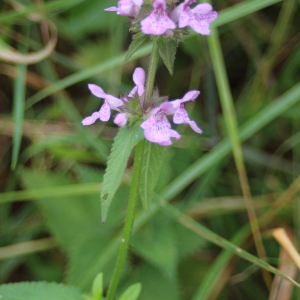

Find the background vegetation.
[{"left": 0, "top": 0, "right": 300, "bottom": 299}]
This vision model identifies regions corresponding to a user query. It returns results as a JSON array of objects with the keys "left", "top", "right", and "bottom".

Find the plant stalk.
[
  {"left": 208, "top": 28, "right": 272, "bottom": 288},
  {"left": 144, "top": 39, "right": 159, "bottom": 110},
  {"left": 106, "top": 139, "right": 145, "bottom": 300}
]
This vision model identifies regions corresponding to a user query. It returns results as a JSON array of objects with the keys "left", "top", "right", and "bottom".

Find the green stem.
[
  {"left": 106, "top": 140, "right": 145, "bottom": 300},
  {"left": 144, "top": 40, "right": 159, "bottom": 109}
]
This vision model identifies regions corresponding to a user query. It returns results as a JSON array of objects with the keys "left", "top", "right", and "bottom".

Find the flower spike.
[{"left": 141, "top": 0, "right": 176, "bottom": 35}]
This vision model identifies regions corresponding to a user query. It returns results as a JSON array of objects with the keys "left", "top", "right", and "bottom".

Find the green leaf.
[
  {"left": 117, "top": 283, "right": 142, "bottom": 300},
  {"left": 101, "top": 121, "right": 144, "bottom": 222},
  {"left": 157, "top": 38, "right": 178, "bottom": 75},
  {"left": 92, "top": 273, "right": 103, "bottom": 300},
  {"left": 124, "top": 33, "right": 149, "bottom": 63},
  {"left": 0, "top": 282, "right": 85, "bottom": 300},
  {"left": 139, "top": 141, "right": 165, "bottom": 213},
  {"left": 130, "top": 213, "right": 178, "bottom": 278}
]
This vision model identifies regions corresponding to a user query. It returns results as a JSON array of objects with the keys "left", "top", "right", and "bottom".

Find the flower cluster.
[
  {"left": 82, "top": 68, "right": 202, "bottom": 146},
  {"left": 105, "top": 0, "right": 217, "bottom": 36}
]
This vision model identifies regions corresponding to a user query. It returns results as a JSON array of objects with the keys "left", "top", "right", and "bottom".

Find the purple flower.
[
  {"left": 105, "top": 0, "right": 143, "bottom": 18},
  {"left": 160, "top": 90, "right": 202, "bottom": 133},
  {"left": 114, "top": 113, "right": 129, "bottom": 127},
  {"left": 82, "top": 84, "right": 123, "bottom": 125},
  {"left": 171, "top": 1, "right": 217, "bottom": 35},
  {"left": 141, "top": 0, "right": 176, "bottom": 35},
  {"left": 141, "top": 108, "right": 180, "bottom": 146},
  {"left": 128, "top": 67, "right": 146, "bottom": 98}
]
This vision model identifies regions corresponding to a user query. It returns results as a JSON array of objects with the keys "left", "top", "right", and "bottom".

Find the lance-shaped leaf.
[
  {"left": 139, "top": 141, "right": 165, "bottom": 213},
  {"left": 157, "top": 37, "right": 178, "bottom": 75},
  {"left": 0, "top": 282, "right": 85, "bottom": 300},
  {"left": 101, "top": 121, "right": 144, "bottom": 222},
  {"left": 124, "top": 33, "right": 149, "bottom": 63}
]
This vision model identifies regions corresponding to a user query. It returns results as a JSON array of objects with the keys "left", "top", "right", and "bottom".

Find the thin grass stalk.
[
  {"left": 207, "top": 28, "right": 272, "bottom": 288},
  {"left": 248, "top": 0, "right": 297, "bottom": 106},
  {"left": 106, "top": 140, "right": 145, "bottom": 300},
  {"left": 161, "top": 202, "right": 300, "bottom": 288},
  {"left": 192, "top": 174, "right": 300, "bottom": 299}
]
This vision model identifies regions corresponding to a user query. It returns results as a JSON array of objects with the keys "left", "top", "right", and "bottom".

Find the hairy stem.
[
  {"left": 106, "top": 140, "right": 145, "bottom": 300},
  {"left": 144, "top": 39, "right": 159, "bottom": 110}
]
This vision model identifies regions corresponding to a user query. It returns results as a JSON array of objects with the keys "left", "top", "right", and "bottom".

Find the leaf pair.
[
  {"left": 124, "top": 33, "right": 178, "bottom": 76},
  {"left": 101, "top": 123, "right": 165, "bottom": 222},
  {"left": 84, "top": 273, "right": 141, "bottom": 300}
]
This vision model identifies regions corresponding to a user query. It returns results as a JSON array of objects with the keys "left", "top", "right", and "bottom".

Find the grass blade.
[
  {"left": 208, "top": 28, "right": 270, "bottom": 285},
  {"left": 11, "top": 28, "right": 29, "bottom": 170}
]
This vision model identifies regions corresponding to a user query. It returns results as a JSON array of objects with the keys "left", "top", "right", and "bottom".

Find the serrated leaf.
[
  {"left": 124, "top": 33, "right": 149, "bottom": 63},
  {"left": 92, "top": 273, "right": 103, "bottom": 300},
  {"left": 157, "top": 38, "right": 178, "bottom": 75},
  {"left": 101, "top": 121, "right": 144, "bottom": 222},
  {"left": 118, "top": 283, "right": 142, "bottom": 300},
  {"left": 0, "top": 282, "right": 85, "bottom": 300},
  {"left": 139, "top": 141, "right": 165, "bottom": 213}
]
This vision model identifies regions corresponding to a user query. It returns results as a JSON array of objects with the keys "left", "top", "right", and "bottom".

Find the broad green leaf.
[
  {"left": 124, "top": 33, "right": 149, "bottom": 63},
  {"left": 130, "top": 213, "right": 178, "bottom": 278},
  {"left": 92, "top": 273, "right": 103, "bottom": 300},
  {"left": 19, "top": 169, "right": 128, "bottom": 291},
  {"left": 157, "top": 38, "right": 178, "bottom": 75},
  {"left": 117, "top": 283, "right": 142, "bottom": 300},
  {"left": 101, "top": 121, "right": 144, "bottom": 222},
  {"left": 0, "top": 282, "right": 85, "bottom": 300},
  {"left": 139, "top": 141, "right": 165, "bottom": 213}
]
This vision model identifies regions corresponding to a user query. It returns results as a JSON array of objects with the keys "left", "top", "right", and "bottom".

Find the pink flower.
[
  {"left": 160, "top": 90, "right": 202, "bottom": 133},
  {"left": 114, "top": 113, "right": 129, "bottom": 127},
  {"left": 171, "top": 1, "right": 217, "bottom": 35},
  {"left": 82, "top": 84, "right": 123, "bottom": 125},
  {"left": 105, "top": 0, "right": 143, "bottom": 18},
  {"left": 141, "top": 0, "right": 176, "bottom": 35},
  {"left": 141, "top": 108, "right": 180, "bottom": 146},
  {"left": 128, "top": 67, "right": 146, "bottom": 98}
]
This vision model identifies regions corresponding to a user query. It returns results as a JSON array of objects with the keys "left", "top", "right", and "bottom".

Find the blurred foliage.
[{"left": 1, "top": 0, "right": 300, "bottom": 299}]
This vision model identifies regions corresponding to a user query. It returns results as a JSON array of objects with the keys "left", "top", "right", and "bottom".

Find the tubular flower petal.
[
  {"left": 114, "top": 113, "right": 129, "bottom": 127},
  {"left": 105, "top": 0, "right": 143, "bottom": 17},
  {"left": 161, "top": 90, "right": 202, "bottom": 134},
  {"left": 172, "top": 1, "right": 217, "bottom": 35},
  {"left": 129, "top": 67, "right": 146, "bottom": 97},
  {"left": 141, "top": 0, "right": 176, "bottom": 35},
  {"left": 141, "top": 108, "right": 180, "bottom": 146}
]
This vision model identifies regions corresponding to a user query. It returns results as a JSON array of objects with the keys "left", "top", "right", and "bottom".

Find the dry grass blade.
[
  {"left": 269, "top": 229, "right": 297, "bottom": 300},
  {"left": 0, "top": 21, "right": 57, "bottom": 64},
  {"left": 0, "top": 238, "right": 58, "bottom": 260}
]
